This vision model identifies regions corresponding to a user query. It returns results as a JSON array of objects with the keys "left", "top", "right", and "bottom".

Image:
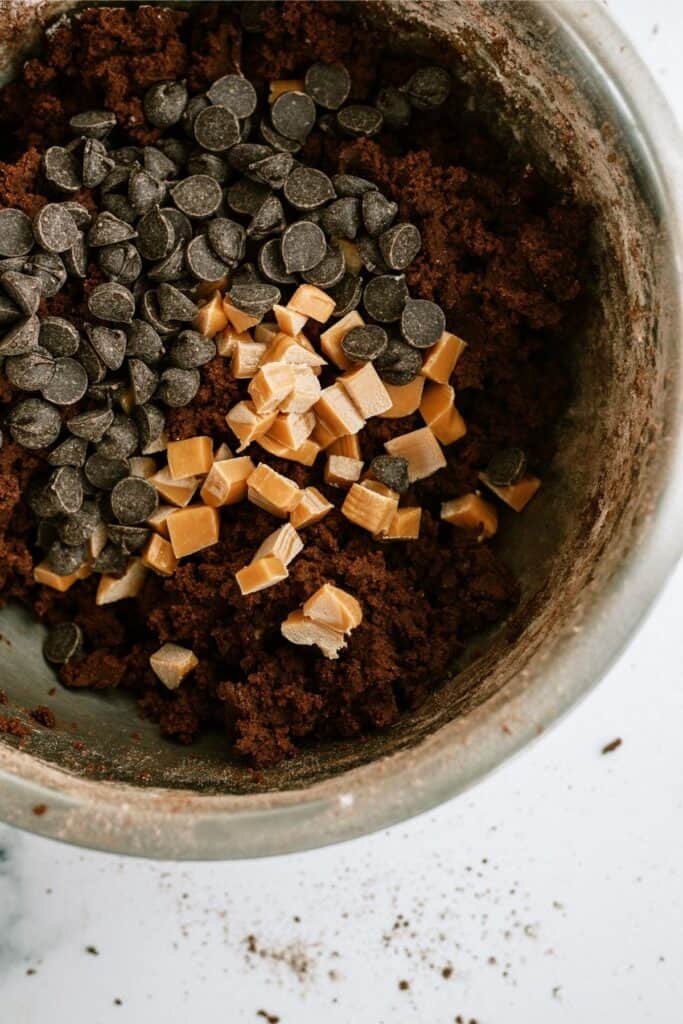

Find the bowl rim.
[{"left": 1, "top": 0, "right": 682, "bottom": 860}]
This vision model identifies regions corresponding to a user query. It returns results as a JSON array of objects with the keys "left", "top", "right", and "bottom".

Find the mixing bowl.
[{"left": 0, "top": 0, "right": 681, "bottom": 858}]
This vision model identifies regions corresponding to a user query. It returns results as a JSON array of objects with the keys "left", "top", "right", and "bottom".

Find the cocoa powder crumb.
[
  {"left": 30, "top": 705, "right": 56, "bottom": 728},
  {"left": 32, "top": 803, "right": 47, "bottom": 816},
  {"left": 0, "top": 715, "right": 31, "bottom": 738}
]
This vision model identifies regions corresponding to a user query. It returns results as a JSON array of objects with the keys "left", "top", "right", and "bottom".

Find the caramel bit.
[
  {"left": 150, "top": 466, "right": 200, "bottom": 507},
  {"left": 118, "top": 387, "right": 135, "bottom": 415},
  {"left": 258, "top": 433, "right": 321, "bottom": 466},
  {"left": 129, "top": 456, "right": 157, "bottom": 479},
  {"left": 167, "top": 505, "right": 220, "bottom": 558},
  {"left": 253, "top": 321, "right": 279, "bottom": 345},
  {"left": 479, "top": 473, "right": 541, "bottom": 512},
  {"left": 248, "top": 362, "right": 295, "bottom": 414},
  {"left": 247, "top": 463, "right": 300, "bottom": 518},
  {"left": 88, "top": 521, "right": 108, "bottom": 560},
  {"left": 231, "top": 339, "right": 268, "bottom": 379},
  {"left": 268, "top": 410, "right": 315, "bottom": 450},
  {"left": 341, "top": 481, "right": 399, "bottom": 535},
  {"left": 311, "top": 416, "right": 341, "bottom": 449},
  {"left": 223, "top": 298, "right": 262, "bottom": 334},
  {"left": 328, "top": 433, "right": 361, "bottom": 460},
  {"left": 214, "top": 442, "right": 233, "bottom": 460},
  {"left": 200, "top": 456, "right": 255, "bottom": 507},
  {"left": 287, "top": 284, "right": 335, "bottom": 324},
  {"left": 226, "top": 400, "right": 278, "bottom": 450},
  {"left": 147, "top": 503, "right": 176, "bottom": 538},
  {"left": 315, "top": 383, "right": 365, "bottom": 437},
  {"left": 420, "top": 382, "right": 467, "bottom": 445},
  {"left": 273, "top": 303, "right": 308, "bottom": 337},
  {"left": 279, "top": 365, "right": 321, "bottom": 414},
  {"left": 441, "top": 493, "right": 498, "bottom": 540},
  {"left": 384, "top": 427, "right": 446, "bottom": 482},
  {"left": 281, "top": 609, "right": 347, "bottom": 660},
  {"left": 261, "top": 332, "right": 326, "bottom": 368},
  {"left": 236, "top": 554, "right": 288, "bottom": 595},
  {"left": 289, "top": 487, "right": 333, "bottom": 529},
  {"left": 319, "top": 310, "right": 363, "bottom": 370},
  {"left": 324, "top": 454, "right": 363, "bottom": 488},
  {"left": 216, "top": 327, "right": 251, "bottom": 358},
  {"left": 196, "top": 291, "right": 228, "bottom": 338},
  {"left": 421, "top": 331, "right": 467, "bottom": 384},
  {"left": 269, "top": 79, "right": 305, "bottom": 102},
  {"left": 150, "top": 643, "right": 198, "bottom": 691},
  {"left": 142, "top": 533, "right": 178, "bottom": 577},
  {"left": 338, "top": 239, "right": 363, "bottom": 276},
  {"left": 253, "top": 523, "right": 303, "bottom": 566},
  {"left": 340, "top": 361, "right": 393, "bottom": 419},
  {"left": 141, "top": 428, "right": 168, "bottom": 456},
  {"left": 166, "top": 435, "right": 214, "bottom": 479},
  {"left": 379, "top": 377, "right": 425, "bottom": 419},
  {"left": 95, "top": 559, "right": 147, "bottom": 606},
  {"left": 385, "top": 507, "right": 422, "bottom": 540},
  {"left": 34, "top": 560, "right": 90, "bottom": 593},
  {"left": 303, "top": 583, "right": 362, "bottom": 634}
]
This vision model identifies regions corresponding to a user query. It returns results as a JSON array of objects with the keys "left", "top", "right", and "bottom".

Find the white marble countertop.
[{"left": 2, "top": 2, "right": 682, "bottom": 1021}]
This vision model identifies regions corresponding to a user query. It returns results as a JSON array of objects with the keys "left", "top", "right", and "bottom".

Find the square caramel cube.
[
  {"left": 287, "top": 284, "right": 335, "bottom": 323},
  {"left": 478, "top": 473, "right": 541, "bottom": 512},
  {"left": 248, "top": 362, "right": 295, "bottom": 414},
  {"left": 231, "top": 339, "right": 268, "bottom": 379},
  {"left": 223, "top": 298, "right": 261, "bottom": 334},
  {"left": 268, "top": 410, "right": 315, "bottom": 451},
  {"left": 196, "top": 291, "right": 228, "bottom": 338},
  {"left": 279, "top": 365, "right": 321, "bottom": 414},
  {"left": 328, "top": 433, "right": 361, "bottom": 460},
  {"left": 303, "top": 583, "right": 362, "bottom": 633},
  {"left": 420, "top": 382, "right": 466, "bottom": 445},
  {"left": 226, "top": 400, "right": 278, "bottom": 451},
  {"left": 167, "top": 505, "right": 220, "bottom": 558},
  {"left": 261, "top": 332, "right": 326, "bottom": 368},
  {"left": 147, "top": 503, "right": 176, "bottom": 538},
  {"left": 150, "top": 642, "right": 198, "bottom": 690},
  {"left": 252, "top": 523, "right": 303, "bottom": 566},
  {"left": 341, "top": 481, "right": 398, "bottom": 535},
  {"left": 314, "top": 383, "right": 365, "bottom": 436},
  {"left": 384, "top": 427, "right": 446, "bottom": 482},
  {"left": 34, "top": 560, "right": 90, "bottom": 593},
  {"left": 247, "top": 463, "right": 300, "bottom": 518},
  {"left": 379, "top": 377, "right": 425, "bottom": 419},
  {"left": 384, "top": 507, "right": 422, "bottom": 540},
  {"left": 339, "top": 361, "right": 393, "bottom": 419},
  {"left": 200, "top": 456, "right": 255, "bottom": 507},
  {"left": 324, "top": 454, "right": 363, "bottom": 488},
  {"left": 142, "top": 533, "right": 178, "bottom": 576},
  {"left": 166, "top": 436, "right": 214, "bottom": 480},
  {"left": 235, "top": 554, "right": 288, "bottom": 595},
  {"left": 216, "top": 327, "right": 251, "bottom": 358},
  {"left": 258, "top": 433, "right": 321, "bottom": 466},
  {"left": 273, "top": 303, "right": 308, "bottom": 337},
  {"left": 319, "top": 310, "right": 363, "bottom": 370},
  {"left": 441, "top": 493, "right": 498, "bottom": 539},
  {"left": 421, "top": 331, "right": 467, "bottom": 384},
  {"left": 150, "top": 466, "right": 200, "bottom": 507},
  {"left": 289, "top": 487, "right": 333, "bottom": 529}
]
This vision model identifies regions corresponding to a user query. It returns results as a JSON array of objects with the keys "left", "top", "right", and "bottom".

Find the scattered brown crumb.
[
  {"left": 398, "top": 979, "right": 410, "bottom": 991},
  {"left": 114, "top": 999, "right": 123, "bottom": 1006},
  {"left": 47, "top": 686, "right": 57, "bottom": 696},
  {"left": 30, "top": 705, "right": 56, "bottom": 728},
  {"left": 442, "top": 965, "right": 454, "bottom": 979},
  {"left": 257, "top": 1012, "right": 280, "bottom": 1024},
  {"left": 602, "top": 737, "right": 622, "bottom": 754},
  {"left": 32, "top": 803, "right": 47, "bottom": 816},
  {"left": 85, "top": 945, "right": 99, "bottom": 956},
  {"left": 0, "top": 715, "right": 31, "bottom": 738},
  {"left": 26, "top": 968, "right": 36, "bottom": 975}
]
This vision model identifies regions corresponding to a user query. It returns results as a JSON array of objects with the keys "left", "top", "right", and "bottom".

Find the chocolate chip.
[
  {"left": 370, "top": 455, "right": 410, "bottom": 493},
  {"left": 87, "top": 212, "right": 137, "bottom": 248},
  {"left": 400, "top": 298, "right": 446, "bottom": 349},
  {"left": 329, "top": 272, "right": 363, "bottom": 318},
  {"left": 140, "top": 289, "right": 176, "bottom": 337},
  {"left": 33, "top": 204, "right": 79, "bottom": 254},
  {"left": 126, "top": 358, "right": 158, "bottom": 405},
  {"left": 305, "top": 62, "right": 351, "bottom": 110},
  {"left": 97, "top": 241, "right": 142, "bottom": 284},
  {"left": 186, "top": 155, "right": 226, "bottom": 187},
  {"left": 157, "top": 367, "right": 200, "bottom": 408},
  {"left": 207, "top": 74, "right": 258, "bottom": 118},
  {"left": 68, "top": 407, "right": 114, "bottom": 443},
  {"left": 47, "top": 465, "right": 83, "bottom": 515},
  {"left": 356, "top": 234, "right": 388, "bottom": 275},
  {"left": 82, "top": 138, "right": 114, "bottom": 189},
  {"left": 92, "top": 542, "right": 127, "bottom": 574},
  {"left": 403, "top": 67, "right": 451, "bottom": 110},
  {"left": 379, "top": 223, "right": 421, "bottom": 271},
  {"left": 280, "top": 220, "right": 327, "bottom": 274},
  {"left": 171, "top": 175, "right": 223, "bottom": 219},
  {"left": 249, "top": 152, "right": 293, "bottom": 190},
  {"left": 0, "top": 210, "right": 34, "bottom": 257},
  {"left": 207, "top": 218, "right": 246, "bottom": 266},
  {"left": 259, "top": 118, "right": 301, "bottom": 155},
  {"left": 143, "top": 146, "right": 177, "bottom": 181},
  {"left": 321, "top": 197, "right": 361, "bottom": 240},
  {"left": 47, "top": 539, "right": 86, "bottom": 576},
  {"left": 101, "top": 163, "right": 132, "bottom": 193},
  {"left": 64, "top": 233, "right": 88, "bottom": 279},
  {"left": 41, "top": 357, "right": 88, "bottom": 406},
  {"left": 0, "top": 295, "right": 20, "bottom": 325},
  {"left": 43, "top": 621, "right": 83, "bottom": 664},
  {"left": 0, "top": 315, "right": 40, "bottom": 356},
  {"left": 98, "top": 413, "right": 138, "bottom": 459},
  {"left": 144, "top": 80, "right": 188, "bottom": 129},
  {"left": 147, "top": 243, "right": 185, "bottom": 284},
  {"left": 374, "top": 337, "right": 422, "bottom": 385},
  {"left": 246, "top": 194, "right": 286, "bottom": 239},
  {"left": 106, "top": 524, "right": 150, "bottom": 553},
  {"left": 181, "top": 94, "right": 210, "bottom": 138},
  {"left": 1, "top": 271, "right": 41, "bottom": 315},
  {"left": 161, "top": 208, "right": 193, "bottom": 247},
  {"left": 129, "top": 165, "right": 166, "bottom": 216},
  {"left": 126, "top": 320, "right": 164, "bottom": 365},
  {"left": 157, "top": 282, "right": 197, "bottom": 323},
  {"left": 24, "top": 252, "right": 67, "bottom": 297},
  {"left": 362, "top": 191, "right": 398, "bottom": 237},
  {"left": 62, "top": 202, "right": 92, "bottom": 229},
  {"left": 101, "top": 194, "right": 138, "bottom": 226},
  {"left": 27, "top": 479, "right": 61, "bottom": 519},
  {"left": 110, "top": 476, "right": 158, "bottom": 526},
  {"left": 47, "top": 435, "right": 88, "bottom": 468},
  {"left": 337, "top": 105, "right": 383, "bottom": 137},
  {"left": 257, "top": 238, "right": 297, "bottom": 285},
  {"left": 43, "top": 147, "right": 82, "bottom": 193},
  {"left": 84, "top": 324, "right": 127, "bottom": 371},
  {"left": 341, "top": 324, "right": 388, "bottom": 362},
  {"left": 87, "top": 283, "right": 136, "bottom": 325},
  {"left": 227, "top": 140, "right": 272, "bottom": 174},
  {"left": 194, "top": 104, "right": 241, "bottom": 152},
  {"left": 230, "top": 282, "right": 280, "bottom": 318},
  {"left": 5, "top": 348, "right": 54, "bottom": 391},
  {"left": 284, "top": 166, "right": 335, "bottom": 211},
  {"left": 375, "top": 86, "right": 412, "bottom": 129},
  {"left": 185, "top": 234, "right": 230, "bottom": 282},
  {"left": 271, "top": 91, "right": 316, "bottom": 142},
  {"left": 8, "top": 398, "right": 60, "bottom": 449},
  {"left": 332, "top": 174, "right": 378, "bottom": 198},
  {"left": 363, "top": 274, "right": 408, "bottom": 322},
  {"left": 69, "top": 109, "right": 116, "bottom": 139},
  {"left": 58, "top": 500, "right": 100, "bottom": 546},
  {"left": 232, "top": 262, "right": 261, "bottom": 286},
  {"left": 135, "top": 403, "right": 165, "bottom": 451},
  {"left": 131, "top": 208, "right": 170, "bottom": 264},
  {"left": 302, "top": 244, "right": 346, "bottom": 289},
  {"left": 168, "top": 330, "right": 216, "bottom": 369},
  {"left": 85, "top": 453, "right": 129, "bottom": 491},
  {"left": 226, "top": 178, "right": 271, "bottom": 216},
  {"left": 486, "top": 447, "right": 528, "bottom": 486}
]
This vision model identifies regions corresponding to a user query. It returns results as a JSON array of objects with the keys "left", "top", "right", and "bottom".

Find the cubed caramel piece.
[
  {"left": 166, "top": 435, "right": 214, "bottom": 480},
  {"left": 142, "top": 533, "right": 178, "bottom": 577},
  {"left": 289, "top": 487, "right": 334, "bottom": 529},
  {"left": 303, "top": 583, "right": 362, "bottom": 634},
  {"left": 362, "top": 479, "right": 399, "bottom": 500},
  {"left": 288, "top": 284, "right": 335, "bottom": 324},
  {"left": 441, "top": 493, "right": 498, "bottom": 539},
  {"left": 96, "top": 559, "right": 147, "bottom": 605},
  {"left": 88, "top": 521, "right": 108, "bottom": 560},
  {"left": 258, "top": 433, "right": 321, "bottom": 466},
  {"left": 421, "top": 331, "right": 467, "bottom": 384},
  {"left": 328, "top": 433, "right": 361, "bottom": 460},
  {"left": 379, "top": 377, "right": 426, "bottom": 419},
  {"left": 200, "top": 456, "right": 254, "bottom": 507},
  {"left": 384, "top": 507, "right": 422, "bottom": 541},
  {"left": 151, "top": 466, "right": 200, "bottom": 507},
  {"left": 216, "top": 327, "right": 251, "bottom": 358},
  {"left": 261, "top": 332, "right": 326, "bottom": 369},
  {"left": 253, "top": 522, "right": 303, "bottom": 566},
  {"left": 384, "top": 427, "right": 446, "bottom": 482},
  {"left": 247, "top": 463, "right": 300, "bottom": 518},
  {"left": 269, "top": 80, "right": 305, "bottom": 102},
  {"left": 223, "top": 298, "right": 262, "bottom": 334},
  {"left": 147, "top": 503, "right": 176, "bottom": 538},
  {"left": 34, "top": 560, "right": 90, "bottom": 593},
  {"left": 280, "top": 609, "right": 346, "bottom": 660},
  {"left": 273, "top": 303, "right": 308, "bottom": 337},
  {"left": 315, "top": 383, "right": 365, "bottom": 437},
  {"left": 478, "top": 473, "right": 541, "bottom": 512},
  {"left": 214, "top": 442, "right": 233, "bottom": 461},
  {"left": 196, "top": 291, "right": 228, "bottom": 338},
  {"left": 248, "top": 362, "right": 295, "bottom": 414},
  {"left": 340, "top": 361, "right": 393, "bottom": 419},
  {"left": 231, "top": 339, "right": 268, "bottom": 379},
  {"left": 324, "top": 454, "right": 363, "bottom": 488},
  {"left": 338, "top": 239, "right": 363, "bottom": 276},
  {"left": 129, "top": 456, "right": 157, "bottom": 479},
  {"left": 226, "top": 400, "right": 278, "bottom": 451},
  {"left": 279, "top": 365, "right": 321, "bottom": 414},
  {"left": 341, "top": 481, "right": 399, "bottom": 535},
  {"left": 235, "top": 554, "right": 288, "bottom": 595},
  {"left": 319, "top": 310, "right": 363, "bottom": 370},
  {"left": 311, "top": 416, "right": 342, "bottom": 448},
  {"left": 253, "top": 321, "right": 279, "bottom": 345},
  {"left": 420, "top": 382, "right": 466, "bottom": 445},
  {"left": 167, "top": 505, "right": 220, "bottom": 558},
  {"left": 268, "top": 410, "right": 315, "bottom": 451},
  {"left": 150, "top": 643, "right": 198, "bottom": 691}
]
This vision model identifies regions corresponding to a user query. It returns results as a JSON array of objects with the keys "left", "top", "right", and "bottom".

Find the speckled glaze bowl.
[{"left": 0, "top": 1, "right": 681, "bottom": 859}]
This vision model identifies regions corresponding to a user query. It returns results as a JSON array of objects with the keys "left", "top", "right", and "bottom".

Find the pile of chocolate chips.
[{"left": 0, "top": 61, "right": 453, "bottom": 590}]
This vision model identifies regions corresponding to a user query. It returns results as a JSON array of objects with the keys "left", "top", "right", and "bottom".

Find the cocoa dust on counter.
[{"left": 0, "top": 3, "right": 590, "bottom": 766}]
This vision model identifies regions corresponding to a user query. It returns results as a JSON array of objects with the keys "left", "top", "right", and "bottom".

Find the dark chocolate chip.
[
  {"left": 62, "top": 202, "right": 92, "bottom": 229},
  {"left": 143, "top": 145, "right": 177, "bottom": 181},
  {"left": 246, "top": 194, "right": 286, "bottom": 239},
  {"left": 403, "top": 67, "right": 452, "bottom": 110},
  {"left": 168, "top": 330, "right": 216, "bottom": 369},
  {"left": 110, "top": 476, "right": 158, "bottom": 526},
  {"left": 0, "top": 315, "right": 40, "bottom": 356},
  {"left": 101, "top": 194, "right": 138, "bottom": 225},
  {"left": 92, "top": 542, "right": 127, "bottom": 574},
  {"left": 0, "top": 295, "right": 20, "bottom": 325},
  {"left": 68, "top": 407, "right": 114, "bottom": 443},
  {"left": 194, "top": 104, "right": 241, "bottom": 152},
  {"left": 85, "top": 324, "right": 127, "bottom": 370},
  {"left": 47, "top": 465, "right": 83, "bottom": 515},
  {"left": 362, "top": 191, "right": 398, "bottom": 237},
  {"left": 231, "top": 262, "right": 260, "bottom": 286},
  {"left": 257, "top": 238, "right": 297, "bottom": 285},
  {"left": 259, "top": 118, "right": 301, "bottom": 154},
  {"left": 187, "top": 153, "right": 229, "bottom": 187},
  {"left": 128, "top": 165, "right": 166, "bottom": 215},
  {"left": 374, "top": 337, "right": 422, "bottom": 385},
  {"left": 157, "top": 367, "right": 200, "bottom": 408},
  {"left": 0, "top": 210, "right": 34, "bottom": 257},
  {"left": 126, "top": 320, "right": 164, "bottom": 365},
  {"left": 47, "top": 435, "right": 88, "bottom": 468},
  {"left": 281, "top": 220, "right": 326, "bottom": 274},
  {"left": 379, "top": 223, "right": 421, "bottom": 271},
  {"left": 43, "top": 147, "right": 82, "bottom": 193},
  {"left": 181, "top": 94, "right": 209, "bottom": 138},
  {"left": 23, "top": 252, "right": 67, "bottom": 297},
  {"left": 186, "top": 234, "right": 230, "bottom": 282},
  {"left": 375, "top": 86, "right": 412, "bottom": 129},
  {"left": 43, "top": 621, "right": 83, "bottom": 664},
  {"left": 305, "top": 62, "right": 351, "bottom": 110},
  {"left": 143, "top": 80, "right": 189, "bottom": 129},
  {"left": 41, "top": 357, "right": 88, "bottom": 406},
  {"left": 87, "top": 283, "right": 136, "bottom": 324},
  {"left": 128, "top": 358, "right": 159, "bottom": 405},
  {"left": 207, "top": 218, "right": 246, "bottom": 265},
  {"left": 101, "top": 163, "right": 132, "bottom": 193},
  {"left": 69, "top": 109, "right": 116, "bottom": 139},
  {"left": 82, "top": 138, "right": 114, "bottom": 189},
  {"left": 336, "top": 105, "right": 383, "bottom": 137},
  {"left": 87, "top": 212, "right": 137, "bottom": 248},
  {"left": 341, "top": 324, "right": 389, "bottom": 362},
  {"left": 8, "top": 397, "right": 61, "bottom": 449},
  {"left": 85, "top": 453, "right": 129, "bottom": 491},
  {"left": 302, "top": 244, "right": 346, "bottom": 289},
  {"left": 208, "top": 74, "right": 258, "bottom": 118},
  {"left": 147, "top": 244, "right": 185, "bottom": 284},
  {"left": 363, "top": 274, "right": 408, "bottom": 322},
  {"left": 64, "top": 232, "right": 88, "bottom": 279},
  {"left": 226, "top": 178, "right": 271, "bottom": 216},
  {"left": 161, "top": 208, "right": 193, "bottom": 246},
  {"left": 135, "top": 403, "right": 165, "bottom": 451},
  {"left": 47, "top": 539, "right": 86, "bottom": 575},
  {"left": 249, "top": 152, "right": 294, "bottom": 190},
  {"left": 106, "top": 524, "right": 150, "bottom": 553},
  {"left": 228, "top": 143, "right": 272, "bottom": 174},
  {"left": 271, "top": 91, "right": 316, "bottom": 142},
  {"left": 400, "top": 298, "right": 446, "bottom": 349},
  {"left": 140, "top": 289, "right": 176, "bottom": 337},
  {"left": 322, "top": 197, "right": 361, "bottom": 240},
  {"left": 135, "top": 207, "right": 172, "bottom": 262},
  {"left": 97, "top": 413, "right": 139, "bottom": 459},
  {"left": 329, "top": 272, "right": 363, "bottom": 318},
  {"left": 284, "top": 165, "right": 335, "bottom": 211},
  {"left": 76, "top": 338, "right": 106, "bottom": 384},
  {"left": 58, "top": 500, "right": 100, "bottom": 546},
  {"left": 356, "top": 234, "right": 388, "bottom": 275},
  {"left": 33, "top": 204, "right": 80, "bottom": 254},
  {"left": 5, "top": 347, "right": 55, "bottom": 391},
  {"left": 97, "top": 241, "right": 142, "bottom": 284},
  {"left": 157, "top": 282, "right": 197, "bottom": 323},
  {"left": 332, "top": 174, "right": 378, "bottom": 198},
  {"left": 171, "top": 175, "right": 223, "bottom": 219},
  {"left": 1, "top": 271, "right": 41, "bottom": 315},
  {"left": 27, "top": 479, "right": 61, "bottom": 519},
  {"left": 370, "top": 455, "right": 410, "bottom": 493},
  {"left": 230, "top": 282, "right": 280, "bottom": 318},
  {"left": 486, "top": 447, "right": 528, "bottom": 487}
]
